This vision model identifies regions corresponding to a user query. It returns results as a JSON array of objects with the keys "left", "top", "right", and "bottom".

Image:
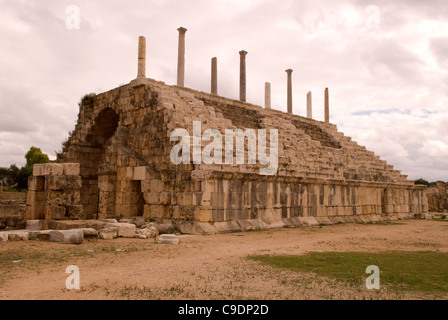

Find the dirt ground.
[{"left": 0, "top": 219, "right": 447, "bottom": 300}]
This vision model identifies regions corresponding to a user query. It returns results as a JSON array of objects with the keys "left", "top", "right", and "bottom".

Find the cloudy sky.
[{"left": 1, "top": 0, "right": 447, "bottom": 181}]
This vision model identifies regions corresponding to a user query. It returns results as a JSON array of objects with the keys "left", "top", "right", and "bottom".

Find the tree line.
[{"left": 0, "top": 147, "right": 49, "bottom": 191}]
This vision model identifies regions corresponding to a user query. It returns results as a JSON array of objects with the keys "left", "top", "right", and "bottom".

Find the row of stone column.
[
  {"left": 136, "top": 29, "right": 331, "bottom": 123},
  {"left": 265, "top": 69, "right": 330, "bottom": 123}
]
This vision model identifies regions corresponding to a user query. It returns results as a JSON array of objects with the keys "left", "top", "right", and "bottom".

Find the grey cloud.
[
  {"left": 362, "top": 39, "right": 423, "bottom": 81},
  {"left": 430, "top": 37, "right": 448, "bottom": 67},
  {"left": 1, "top": 0, "right": 448, "bottom": 181}
]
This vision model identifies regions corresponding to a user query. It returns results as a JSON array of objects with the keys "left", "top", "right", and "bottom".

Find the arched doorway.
[{"left": 80, "top": 108, "right": 119, "bottom": 219}]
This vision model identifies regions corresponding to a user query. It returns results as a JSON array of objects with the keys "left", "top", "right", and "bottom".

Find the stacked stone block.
[{"left": 26, "top": 163, "right": 83, "bottom": 220}]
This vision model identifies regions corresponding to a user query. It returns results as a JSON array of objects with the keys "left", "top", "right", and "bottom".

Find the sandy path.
[{"left": 0, "top": 219, "right": 447, "bottom": 300}]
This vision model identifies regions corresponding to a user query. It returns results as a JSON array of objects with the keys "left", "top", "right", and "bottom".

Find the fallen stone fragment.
[
  {"left": 138, "top": 226, "right": 159, "bottom": 238},
  {"left": 37, "top": 230, "right": 52, "bottom": 241},
  {"left": 99, "top": 227, "right": 118, "bottom": 240},
  {"left": 49, "top": 230, "right": 83, "bottom": 244},
  {"left": 105, "top": 223, "right": 136, "bottom": 238},
  {"left": 155, "top": 223, "right": 174, "bottom": 234},
  {"left": 134, "top": 217, "right": 146, "bottom": 228},
  {"left": 135, "top": 234, "right": 147, "bottom": 239},
  {"left": 0, "top": 232, "right": 8, "bottom": 243},
  {"left": 8, "top": 231, "right": 29, "bottom": 241},
  {"left": 77, "top": 228, "right": 99, "bottom": 240},
  {"left": 157, "top": 234, "right": 179, "bottom": 245}
]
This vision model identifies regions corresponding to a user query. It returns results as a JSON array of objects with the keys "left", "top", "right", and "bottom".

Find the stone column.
[
  {"left": 307, "top": 91, "right": 312, "bottom": 119},
  {"left": 177, "top": 27, "right": 187, "bottom": 87},
  {"left": 285, "top": 69, "right": 293, "bottom": 114},
  {"left": 137, "top": 36, "right": 146, "bottom": 78},
  {"left": 211, "top": 57, "right": 218, "bottom": 95},
  {"left": 239, "top": 50, "right": 248, "bottom": 102},
  {"left": 324, "top": 87, "right": 329, "bottom": 123},
  {"left": 265, "top": 82, "right": 271, "bottom": 109}
]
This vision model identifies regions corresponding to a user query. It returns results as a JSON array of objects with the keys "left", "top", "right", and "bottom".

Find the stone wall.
[
  {"left": 25, "top": 163, "right": 83, "bottom": 221},
  {"left": 0, "top": 192, "right": 26, "bottom": 229},
  {"left": 26, "top": 78, "right": 427, "bottom": 233},
  {"left": 427, "top": 181, "right": 448, "bottom": 213}
]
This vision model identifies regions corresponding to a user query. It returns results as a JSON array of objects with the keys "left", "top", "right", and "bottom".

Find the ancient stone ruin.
[
  {"left": 24, "top": 29, "right": 428, "bottom": 234},
  {"left": 427, "top": 181, "right": 448, "bottom": 213}
]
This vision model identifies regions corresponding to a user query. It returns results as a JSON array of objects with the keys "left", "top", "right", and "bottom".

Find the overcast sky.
[{"left": 1, "top": 0, "right": 447, "bottom": 181}]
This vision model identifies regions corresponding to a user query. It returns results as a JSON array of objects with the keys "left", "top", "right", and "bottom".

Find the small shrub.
[{"left": 78, "top": 93, "right": 96, "bottom": 108}]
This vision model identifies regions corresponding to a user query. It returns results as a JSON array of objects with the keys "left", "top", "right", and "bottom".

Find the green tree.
[
  {"left": 25, "top": 146, "right": 50, "bottom": 168},
  {"left": 1, "top": 147, "right": 50, "bottom": 191},
  {"left": 19, "top": 146, "right": 50, "bottom": 189},
  {"left": 414, "top": 178, "right": 429, "bottom": 186},
  {"left": 0, "top": 164, "right": 21, "bottom": 190}
]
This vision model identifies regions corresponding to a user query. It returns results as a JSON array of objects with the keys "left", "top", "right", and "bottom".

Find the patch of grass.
[
  {"left": 249, "top": 251, "right": 448, "bottom": 296},
  {"left": 361, "top": 222, "right": 406, "bottom": 226},
  {"left": 432, "top": 218, "right": 448, "bottom": 222}
]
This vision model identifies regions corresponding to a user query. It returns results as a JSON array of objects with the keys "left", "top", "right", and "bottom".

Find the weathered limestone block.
[
  {"left": 77, "top": 228, "right": 99, "bottom": 239},
  {"left": 8, "top": 231, "right": 29, "bottom": 241},
  {"left": 36, "top": 230, "right": 52, "bottom": 241},
  {"left": 176, "top": 221, "right": 218, "bottom": 235},
  {"left": 157, "top": 234, "right": 179, "bottom": 244},
  {"left": 342, "top": 216, "right": 357, "bottom": 223},
  {"left": 27, "top": 176, "right": 45, "bottom": 191},
  {"left": 49, "top": 230, "right": 83, "bottom": 244},
  {"left": 99, "top": 227, "right": 118, "bottom": 240},
  {"left": 138, "top": 226, "right": 159, "bottom": 238},
  {"left": 105, "top": 223, "right": 136, "bottom": 238},
  {"left": 315, "top": 217, "right": 334, "bottom": 225},
  {"left": 119, "top": 218, "right": 135, "bottom": 224},
  {"left": 102, "top": 219, "right": 118, "bottom": 224},
  {"left": 154, "top": 223, "right": 174, "bottom": 234},
  {"left": 62, "top": 163, "right": 80, "bottom": 176},
  {"left": 237, "top": 219, "right": 265, "bottom": 231},
  {"left": 134, "top": 217, "right": 146, "bottom": 228},
  {"left": 33, "top": 163, "right": 64, "bottom": 176},
  {"left": 45, "top": 176, "right": 67, "bottom": 190},
  {"left": 67, "top": 205, "right": 83, "bottom": 219},
  {"left": 45, "top": 205, "right": 66, "bottom": 220},
  {"left": 144, "top": 205, "right": 164, "bottom": 219},
  {"left": 45, "top": 175, "right": 82, "bottom": 191},
  {"left": 28, "top": 231, "right": 39, "bottom": 240},
  {"left": 298, "top": 217, "right": 319, "bottom": 226},
  {"left": 133, "top": 166, "right": 149, "bottom": 180},
  {"left": 0, "top": 232, "right": 9, "bottom": 242},
  {"left": 26, "top": 220, "right": 41, "bottom": 231},
  {"left": 84, "top": 220, "right": 108, "bottom": 230},
  {"left": 214, "top": 221, "right": 242, "bottom": 233},
  {"left": 135, "top": 234, "right": 147, "bottom": 239},
  {"left": 357, "top": 215, "right": 371, "bottom": 223},
  {"left": 160, "top": 192, "right": 171, "bottom": 205},
  {"left": 144, "top": 192, "right": 159, "bottom": 204}
]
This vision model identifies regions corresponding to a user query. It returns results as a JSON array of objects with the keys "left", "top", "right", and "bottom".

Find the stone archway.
[{"left": 80, "top": 108, "right": 119, "bottom": 219}]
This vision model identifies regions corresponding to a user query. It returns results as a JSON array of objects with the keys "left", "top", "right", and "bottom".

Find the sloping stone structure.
[{"left": 25, "top": 34, "right": 427, "bottom": 234}]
